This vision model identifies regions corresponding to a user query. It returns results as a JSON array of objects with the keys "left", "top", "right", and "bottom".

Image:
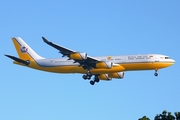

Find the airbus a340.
[{"left": 5, "top": 37, "right": 175, "bottom": 85}]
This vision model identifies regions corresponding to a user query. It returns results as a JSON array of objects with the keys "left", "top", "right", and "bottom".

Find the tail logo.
[{"left": 20, "top": 46, "right": 28, "bottom": 53}]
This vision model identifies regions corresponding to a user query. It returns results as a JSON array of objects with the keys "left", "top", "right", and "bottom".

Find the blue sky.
[{"left": 0, "top": 0, "right": 179, "bottom": 120}]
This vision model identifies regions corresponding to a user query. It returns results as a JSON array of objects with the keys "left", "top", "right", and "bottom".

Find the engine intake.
[
  {"left": 96, "top": 61, "right": 112, "bottom": 69},
  {"left": 108, "top": 72, "right": 124, "bottom": 79},
  {"left": 70, "top": 52, "right": 87, "bottom": 60}
]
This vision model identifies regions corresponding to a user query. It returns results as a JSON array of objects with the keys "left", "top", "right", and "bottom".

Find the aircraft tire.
[
  {"left": 94, "top": 78, "right": 100, "bottom": 83},
  {"left": 90, "top": 80, "right": 95, "bottom": 85},
  {"left": 87, "top": 76, "right": 91, "bottom": 80},
  {"left": 154, "top": 73, "right": 158, "bottom": 76},
  {"left": 83, "top": 75, "right": 87, "bottom": 80},
  {"left": 87, "top": 72, "right": 92, "bottom": 76}
]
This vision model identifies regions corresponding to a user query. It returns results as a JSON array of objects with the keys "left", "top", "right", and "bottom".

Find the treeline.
[{"left": 139, "top": 110, "right": 180, "bottom": 120}]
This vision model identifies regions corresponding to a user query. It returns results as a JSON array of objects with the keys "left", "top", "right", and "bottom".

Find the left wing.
[{"left": 42, "top": 37, "right": 100, "bottom": 69}]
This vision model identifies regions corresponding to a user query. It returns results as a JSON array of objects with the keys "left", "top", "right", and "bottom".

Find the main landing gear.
[
  {"left": 82, "top": 72, "right": 99, "bottom": 85},
  {"left": 154, "top": 69, "right": 158, "bottom": 76},
  {"left": 89, "top": 76, "right": 100, "bottom": 85},
  {"left": 82, "top": 71, "right": 92, "bottom": 80}
]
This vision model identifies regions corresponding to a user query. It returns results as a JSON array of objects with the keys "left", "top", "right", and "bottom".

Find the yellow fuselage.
[{"left": 14, "top": 58, "right": 174, "bottom": 74}]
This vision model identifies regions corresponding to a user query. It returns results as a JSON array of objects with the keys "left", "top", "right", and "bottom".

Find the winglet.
[
  {"left": 42, "top": 37, "right": 49, "bottom": 43},
  {"left": 42, "top": 37, "right": 57, "bottom": 49},
  {"left": 42, "top": 37, "right": 75, "bottom": 54},
  {"left": 42, "top": 37, "right": 55, "bottom": 47},
  {"left": 42, "top": 37, "right": 53, "bottom": 45}
]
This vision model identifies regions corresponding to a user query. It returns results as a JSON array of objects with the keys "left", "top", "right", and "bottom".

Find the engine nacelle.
[
  {"left": 98, "top": 74, "right": 112, "bottom": 80},
  {"left": 96, "top": 61, "right": 113, "bottom": 69},
  {"left": 108, "top": 72, "right": 124, "bottom": 79},
  {"left": 69, "top": 52, "right": 87, "bottom": 60}
]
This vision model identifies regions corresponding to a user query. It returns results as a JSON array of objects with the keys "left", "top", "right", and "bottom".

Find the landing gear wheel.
[
  {"left": 90, "top": 80, "right": 95, "bottom": 85},
  {"left": 82, "top": 75, "right": 87, "bottom": 80},
  {"left": 154, "top": 69, "right": 158, "bottom": 76},
  {"left": 94, "top": 78, "right": 100, "bottom": 83},
  {"left": 87, "top": 76, "right": 91, "bottom": 80},
  {"left": 87, "top": 71, "right": 92, "bottom": 76},
  {"left": 154, "top": 73, "right": 158, "bottom": 76}
]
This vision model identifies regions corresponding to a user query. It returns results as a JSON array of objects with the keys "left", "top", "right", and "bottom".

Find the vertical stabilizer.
[{"left": 12, "top": 37, "right": 44, "bottom": 61}]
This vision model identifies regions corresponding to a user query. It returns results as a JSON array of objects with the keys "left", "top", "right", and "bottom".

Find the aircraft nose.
[{"left": 171, "top": 59, "right": 175, "bottom": 64}]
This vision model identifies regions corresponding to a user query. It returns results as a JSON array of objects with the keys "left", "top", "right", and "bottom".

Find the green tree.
[
  {"left": 138, "top": 116, "right": 150, "bottom": 120},
  {"left": 174, "top": 112, "right": 180, "bottom": 120},
  {"left": 139, "top": 110, "right": 180, "bottom": 120},
  {"left": 154, "top": 110, "right": 175, "bottom": 120}
]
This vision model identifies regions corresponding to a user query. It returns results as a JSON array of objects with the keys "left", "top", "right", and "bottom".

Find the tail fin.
[{"left": 12, "top": 37, "right": 44, "bottom": 61}]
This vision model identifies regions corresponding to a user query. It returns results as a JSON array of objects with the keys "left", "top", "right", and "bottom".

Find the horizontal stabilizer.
[{"left": 5, "top": 54, "right": 30, "bottom": 65}]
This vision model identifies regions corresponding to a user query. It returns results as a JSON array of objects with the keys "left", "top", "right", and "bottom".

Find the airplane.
[{"left": 5, "top": 37, "right": 175, "bottom": 85}]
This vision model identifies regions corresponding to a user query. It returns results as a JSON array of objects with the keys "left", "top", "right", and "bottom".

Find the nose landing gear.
[
  {"left": 154, "top": 69, "right": 158, "bottom": 76},
  {"left": 154, "top": 72, "right": 158, "bottom": 76}
]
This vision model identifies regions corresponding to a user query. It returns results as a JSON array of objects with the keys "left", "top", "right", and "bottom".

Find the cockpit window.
[{"left": 165, "top": 57, "right": 170, "bottom": 59}]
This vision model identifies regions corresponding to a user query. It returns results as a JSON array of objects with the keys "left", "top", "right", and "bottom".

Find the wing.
[
  {"left": 42, "top": 37, "right": 99, "bottom": 69},
  {"left": 42, "top": 37, "right": 75, "bottom": 56}
]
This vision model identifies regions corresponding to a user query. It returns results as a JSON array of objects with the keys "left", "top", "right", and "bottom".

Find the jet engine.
[
  {"left": 69, "top": 52, "right": 87, "bottom": 60},
  {"left": 108, "top": 72, "right": 124, "bottom": 79},
  {"left": 96, "top": 61, "right": 112, "bottom": 69},
  {"left": 98, "top": 74, "right": 112, "bottom": 80}
]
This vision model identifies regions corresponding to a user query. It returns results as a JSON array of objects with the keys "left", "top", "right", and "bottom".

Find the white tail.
[{"left": 12, "top": 37, "right": 44, "bottom": 61}]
